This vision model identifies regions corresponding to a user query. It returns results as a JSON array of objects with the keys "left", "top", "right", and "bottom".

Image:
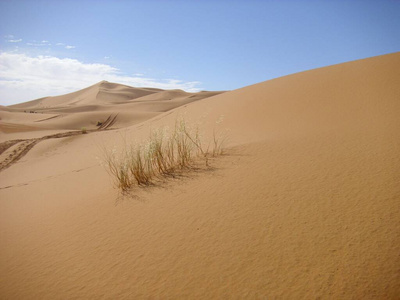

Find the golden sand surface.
[{"left": 1, "top": 53, "right": 399, "bottom": 299}]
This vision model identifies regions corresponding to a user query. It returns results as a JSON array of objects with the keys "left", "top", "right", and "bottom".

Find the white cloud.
[
  {"left": 56, "top": 43, "right": 65, "bottom": 46},
  {"left": 7, "top": 39, "right": 22, "bottom": 43},
  {"left": 26, "top": 41, "right": 51, "bottom": 47},
  {"left": 0, "top": 52, "right": 202, "bottom": 105},
  {"left": 65, "top": 45, "right": 75, "bottom": 49}
]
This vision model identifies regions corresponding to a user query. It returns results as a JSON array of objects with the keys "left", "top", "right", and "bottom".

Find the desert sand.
[{"left": 0, "top": 52, "right": 399, "bottom": 299}]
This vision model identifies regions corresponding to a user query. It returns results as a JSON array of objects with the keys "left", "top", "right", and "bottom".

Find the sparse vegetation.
[
  {"left": 212, "top": 115, "right": 227, "bottom": 157},
  {"left": 81, "top": 127, "right": 87, "bottom": 134},
  {"left": 101, "top": 117, "right": 227, "bottom": 192}
]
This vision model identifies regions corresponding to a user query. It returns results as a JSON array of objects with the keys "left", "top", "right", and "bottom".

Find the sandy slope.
[{"left": 0, "top": 53, "right": 399, "bottom": 299}]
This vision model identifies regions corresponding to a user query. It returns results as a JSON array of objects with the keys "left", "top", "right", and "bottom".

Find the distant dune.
[
  {"left": 1, "top": 81, "right": 224, "bottom": 133},
  {"left": 0, "top": 53, "right": 399, "bottom": 299}
]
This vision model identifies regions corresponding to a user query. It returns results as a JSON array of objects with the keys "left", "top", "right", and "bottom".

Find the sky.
[{"left": 0, "top": 0, "right": 399, "bottom": 105}]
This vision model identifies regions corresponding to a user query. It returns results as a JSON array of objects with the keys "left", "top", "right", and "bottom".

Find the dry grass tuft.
[{"left": 102, "top": 117, "right": 227, "bottom": 192}]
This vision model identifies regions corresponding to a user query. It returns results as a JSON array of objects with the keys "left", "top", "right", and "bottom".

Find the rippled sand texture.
[{"left": 1, "top": 53, "right": 399, "bottom": 299}]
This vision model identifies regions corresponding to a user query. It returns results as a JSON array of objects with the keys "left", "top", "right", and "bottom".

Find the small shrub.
[{"left": 81, "top": 127, "right": 87, "bottom": 134}]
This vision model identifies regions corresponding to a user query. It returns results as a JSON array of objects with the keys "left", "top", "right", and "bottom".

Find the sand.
[{"left": 0, "top": 52, "right": 399, "bottom": 299}]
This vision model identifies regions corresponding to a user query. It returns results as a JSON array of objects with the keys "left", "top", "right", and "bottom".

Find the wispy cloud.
[
  {"left": 5, "top": 35, "right": 22, "bottom": 43},
  {"left": 7, "top": 39, "right": 22, "bottom": 43},
  {"left": 65, "top": 45, "right": 75, "bottom": 49},
  {"left": 0, "top": 52, "right": 202, "bottom": 105},
  {"left": 26, "top": 40, "right": 51, "bottom": 47}
]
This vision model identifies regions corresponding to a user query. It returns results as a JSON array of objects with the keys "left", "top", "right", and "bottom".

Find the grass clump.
[{"left": 102, "top": 117, "right": 227, "bottom": 192}]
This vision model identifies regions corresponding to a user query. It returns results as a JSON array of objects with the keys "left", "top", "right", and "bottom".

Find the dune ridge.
[{"left": 0, "top": 52, "right": 399, "bottom": 299}]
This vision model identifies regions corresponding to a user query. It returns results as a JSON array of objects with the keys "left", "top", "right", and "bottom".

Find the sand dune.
[
  {"left": 0, "top": 53, "right": 399, "bottom": 299},
  {"left": 1, "top": 81, "right": 224, "bottom": 136}
]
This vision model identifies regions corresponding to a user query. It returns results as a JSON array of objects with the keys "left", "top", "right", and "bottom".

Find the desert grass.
[{"left": 102, "top": 117, "right": 227, "bottom": 192}]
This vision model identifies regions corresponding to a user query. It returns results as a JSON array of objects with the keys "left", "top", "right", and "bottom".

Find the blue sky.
[{"left": 0, "top": 0, "right": 399, "bottom": 105}]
